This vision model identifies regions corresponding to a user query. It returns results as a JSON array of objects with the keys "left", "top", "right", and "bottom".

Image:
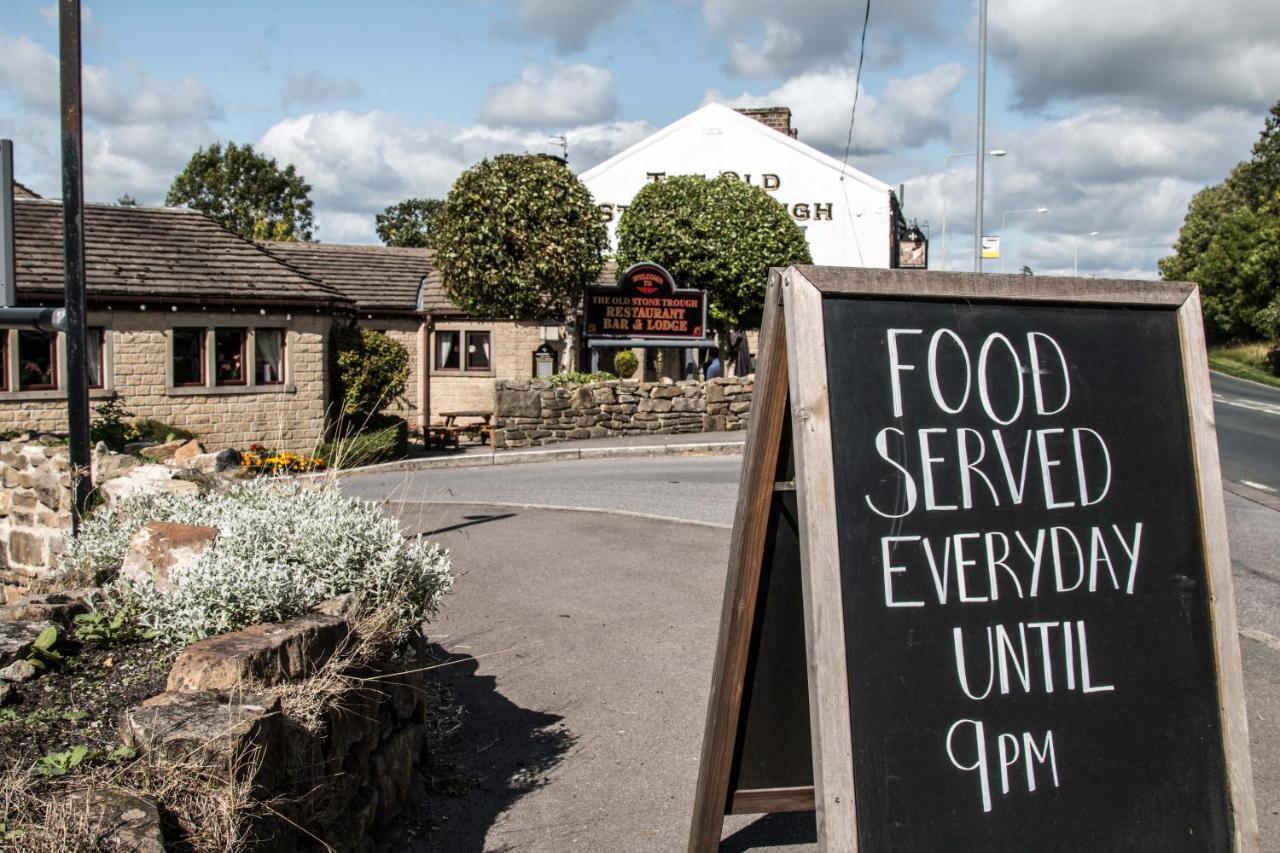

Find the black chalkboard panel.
[{"left": 822, "top": 297, "right": 1230, "bottom": 851}]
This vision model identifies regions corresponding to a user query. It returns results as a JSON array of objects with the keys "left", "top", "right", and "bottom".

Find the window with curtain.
[
  {"left": 436, "top": 330, "right": 460, "bottom": 370},
  {"left": 172, "top": 328, "right": 205, "bottom": 386},
  {"left": 465, "top": 331, "right": 491, "bottom": 371},
  {"left": 86, "top": 327, "right": 105, "bottom": 389},
  {"left": 255, "top": 328, "right": 285, "bottom": 385},
  {"left": 18, "top": 330, "right": 57, "bottom": 390},
  {"left": 215, "top": 329, "right": 247, "bottom": 386}
]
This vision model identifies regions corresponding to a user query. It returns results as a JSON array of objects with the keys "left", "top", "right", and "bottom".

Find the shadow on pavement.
[
  {"left": 720, "top": 812, "right": 817, "bottom": 852},
  {"left": 419, "top": 512, "right": 519, "bottom": 536},
  {"left": 408, "top": 644, "right": 576, "bottom": 852}
]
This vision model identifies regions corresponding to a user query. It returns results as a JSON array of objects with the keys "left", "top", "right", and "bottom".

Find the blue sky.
[{"left": 2, "top": 0, "right": 1276, "bottom": 278}]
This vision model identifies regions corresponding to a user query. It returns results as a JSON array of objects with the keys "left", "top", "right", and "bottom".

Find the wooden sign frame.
[{"left": 689, "top": 265, "right": 1258, "bottom": 852}]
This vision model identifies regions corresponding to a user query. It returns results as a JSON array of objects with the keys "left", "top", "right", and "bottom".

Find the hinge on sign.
[{"left": 773, "top": 480, "right": 796, "bottom": 492}]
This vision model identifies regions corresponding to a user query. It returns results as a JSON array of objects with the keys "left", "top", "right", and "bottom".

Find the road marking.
[
  {"left": 1241, "top": 479, "right": 1277, "bottom": 493},
  {"left": 1212, "top": 393, "right": 1280, "bottom": 417}
]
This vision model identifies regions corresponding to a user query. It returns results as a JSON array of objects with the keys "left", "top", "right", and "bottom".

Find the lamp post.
[
  {"left": 999, "top": 207, "right": 1048, "bottom": 273},
  {"left": 1073, "top": 231, "right": 1100, "bottom": 277},
  {"left": 974, "top": 0, "right": 989, "bottom": 272},
  {"left": 941, "top": 149, "right": 1006, "bottom": 271}
]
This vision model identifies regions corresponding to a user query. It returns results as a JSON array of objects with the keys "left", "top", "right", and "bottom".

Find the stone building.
[{"left": 2, "top": 198, "right": 353, "bottom": 450}]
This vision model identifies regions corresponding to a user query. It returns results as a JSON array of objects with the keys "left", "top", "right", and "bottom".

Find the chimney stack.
[{"left": 734, "top": 107, "right": 798, "bottom": 139}]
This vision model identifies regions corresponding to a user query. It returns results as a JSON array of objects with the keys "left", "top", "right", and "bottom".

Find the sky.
[{"left": 1, "top": 0, "right": 1277, "bottom": 279}]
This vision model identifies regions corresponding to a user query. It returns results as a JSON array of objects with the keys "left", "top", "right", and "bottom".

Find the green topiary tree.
[
  {"left": 166, "top": 141, "right": 315, "bottom": 242},
  {"left": 616, "top": 174, "right": 812, "bottom": 334},
  {"left": 613, "top": 349, "right": 639, "bottom": 378},
  {"left": 331, "top": 327, "right": 409, "bottom": 418},
  {"left": 432, "top": 155, "right": 607, "bottom": 368}
]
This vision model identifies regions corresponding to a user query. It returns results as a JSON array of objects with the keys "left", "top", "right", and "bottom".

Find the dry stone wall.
[
  {"left": 492, "top": 376, "right": 754, "bottom": 449},
  {"left": 0, "top": 439, "right": 74, "bottom": 599}
]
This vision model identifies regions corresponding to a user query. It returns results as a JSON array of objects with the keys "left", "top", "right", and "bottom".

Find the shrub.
[
  {"left": 89, "top": 395, "right": 133, "bottom": 450},
  {"left": 546, "top": 371, "right": 614, "bottom": 387},
  {"left": 612, "top": 350, "right": 639, "bottom": 378},
  {"left": 127, "top": 420, "right": 196, "bottom": 445},
  {"left": 331, "top": 327, "right": 409, "bottom": 417},
  {"left": 61, "top": 480, "right": 453, "bottom": 646},
  {"left": 318, "top": 415, "right": 409, "bottom": 468}
]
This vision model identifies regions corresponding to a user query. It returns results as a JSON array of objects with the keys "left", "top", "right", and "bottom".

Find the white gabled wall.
[{"left": 581, "top": 103, "right": 894, "bottom": 269}]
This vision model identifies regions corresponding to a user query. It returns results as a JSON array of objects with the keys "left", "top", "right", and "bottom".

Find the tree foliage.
[
  {"left": 432, "top": 154, "right": 607, "bottom": 318},
  {"left": 1161, "top": 100, "right": 1280, "bottom": 341},
  {"left": 375, "top": 197, "right": 445, "bottom": 248},
  {"left": 166, "top": 141, "right": 315, "bottom": 242},
  {"left": 331, "top": 327, "right": 409, "bottom": 417},
  {"left": 616, "top": 174, "right": 812, "bottom": 330}
]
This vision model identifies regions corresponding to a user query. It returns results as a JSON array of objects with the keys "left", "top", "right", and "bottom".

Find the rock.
[
  {"left": 91, "top": 443, "right": 141, "bottom": 483},
  {"left": 57, "top": 788, "right": 165, "bottom": 853},
  {"left": 120, "top": 522, "right": 220, "bottom": 593},
  {"left": 0, "top": 620, "right": 54, "bottom": 666},
  {"left": 496, "top": 386, "right": 540, "bottom": 419},
  {"left": 179, "top": 448, "right": 240, "bottom": 474},
  {"left": 99, "top": 464, "right": 201, "bottom": 508},
  {"left": 171, "top": 439, "right": 205, "bottom": 466},
  {"left": 122, "top": 441, "right": 155, "bottom": 455},
  {"left": 167, "top": 614, "right": 350, "bottom": 692},
  {"left": 0, "top": 659, "right": 39, "bottom": 682},
  {"left": 0, "top": 590, "right": 93, "bottom": 627},
  {"left": 312, "top": 593, "right": 359, "bottom": 619},
  {"left": 120, "top": 691, "right": 282, "bottom": 784},
  {"left": 139, "top": 439, "right": 186, "bottom": 461},
  {"left": 0, "top": 682, "right": 10, "bottom": 705}
]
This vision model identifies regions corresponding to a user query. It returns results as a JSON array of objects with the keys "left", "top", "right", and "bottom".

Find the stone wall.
[
  {"left": 492, "top": 376, "right": 754, "bottom": 449},
  {"left": 0, "top": 309, "right": 332, "bottom": 451},
  {"left": 0, "top": 439, "right": 73, "bottom": 600}
]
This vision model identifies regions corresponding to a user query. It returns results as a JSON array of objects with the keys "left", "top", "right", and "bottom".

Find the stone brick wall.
[
  {"left": 428, "top": 320, "right": 550, "bottom": 418},
  {"left": 0, "top": 309, "right": 333, "bottom": 452},
  {"left": 0, "top": 440, "right": 72, "bottom": 599},
  {"left": 492, "top": 376, "right": 754, "bottom": 449}
]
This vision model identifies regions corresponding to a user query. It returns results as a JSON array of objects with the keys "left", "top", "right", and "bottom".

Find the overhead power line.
[{"left": 841, "top": 0, "right": 873, "bottom": 176}]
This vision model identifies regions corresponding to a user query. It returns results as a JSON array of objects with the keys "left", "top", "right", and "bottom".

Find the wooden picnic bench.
[{"left": 426, "top": 410, "right": 493, "bottom": 449}]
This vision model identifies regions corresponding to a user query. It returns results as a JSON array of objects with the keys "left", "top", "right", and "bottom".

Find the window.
[
  {"left": 436, "top": 330, "right": 461, "bottom": 370},
  {"left": 18, "top": 330, "right": 57, "bottom": 391},
  {"left": 255, "top": 328, "right": 285, "bottom": 385},
  {"left": 172, "top": 328, "right": 205, "bottom": 386},
  {"left": 214, "top": 328, "right": 246, "bottom": 386},
  {"left": 465, "top": 331, "right": 491, "bottom": 371},
  {"left": 87, "top": 327, "right": 105, "bottom": 389}
]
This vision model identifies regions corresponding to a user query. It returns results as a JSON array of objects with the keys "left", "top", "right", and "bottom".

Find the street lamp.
[
  {"left": 941, "top": 149, "right": 1006, "bottom": 271},
  {"left": 999, "top": 207, "right": 1048, "bottom": 273},
  {"left": 1073, "top": 231, "right": 1099, "bottom": 277}
]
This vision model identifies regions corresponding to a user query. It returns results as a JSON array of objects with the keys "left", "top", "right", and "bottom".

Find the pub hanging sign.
[{"left": 584, "top": 262, "right": 709, "bottom": 343}]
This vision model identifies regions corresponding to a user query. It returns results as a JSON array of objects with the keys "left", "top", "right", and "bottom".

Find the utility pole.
[
  {"left": 974, "top": 0, "right": 988, "bottom": 273},
  {"left": 60, "top": 0, "right": 91, "bottom": 529}
]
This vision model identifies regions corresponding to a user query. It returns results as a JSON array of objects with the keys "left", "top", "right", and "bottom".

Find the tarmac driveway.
[{"left": 387, "top": 501, "right": 1279, "bottom": 852}]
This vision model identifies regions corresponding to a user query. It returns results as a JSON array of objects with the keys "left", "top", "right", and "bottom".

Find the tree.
[
  {"left": 616, "top": 174, "right": 812, "bottom": 333},
  {"left": 166, "top": 141, "right": 315, "bottom": 242},
  {"left": 1161, "top": 99, "right": 1280, "bottom": 341},
  {"left": 433, "top": 154, "right": 606, "bottom": 324},
  {"left": 116, "top": 193, "right": 138, "bottom": 206},
  {"left": 375, "top": 198, "right": 445, "bottom": 248}
]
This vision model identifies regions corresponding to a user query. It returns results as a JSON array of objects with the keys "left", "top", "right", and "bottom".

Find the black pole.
[{"left": 59, "top": 0, "right": 91, "bottom": 532}]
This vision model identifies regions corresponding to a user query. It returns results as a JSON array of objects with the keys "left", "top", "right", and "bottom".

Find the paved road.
[{"left": 1213, "top": 372, "right": 1280, "bottom": 495}]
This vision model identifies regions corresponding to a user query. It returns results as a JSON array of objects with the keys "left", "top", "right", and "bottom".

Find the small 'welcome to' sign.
[{"left": 689, "top": 266, "right": 1258, "bottom": 853}]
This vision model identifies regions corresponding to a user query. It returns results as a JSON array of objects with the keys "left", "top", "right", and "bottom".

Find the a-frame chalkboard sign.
[{"left": 689, "top": 266, "right": 1258, "bottom": 852}]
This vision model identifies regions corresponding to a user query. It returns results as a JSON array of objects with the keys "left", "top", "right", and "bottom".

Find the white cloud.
[
  {"left": 496, "top": 0, "right": 633, "bottom": 52},
  {"left": 0, "top": 32, "right": 220, "bottom": 203},
  {"left": 257, "top": 110, "right": 651, "bottom": 242},
  {"left": 282, "top": 71, "right": 363, "bottom": 107},
  {"left": 712, "top": 63, "right": 965, "bottom": 155},
  {"left": 482, "top": 63, "right": 617, "bottom": 128},
  {"left": 989, "top": 0, "right": 1280, "bottom": 112},
  {"left": 899, "top": 105, "right": 1263, "bottom": 278},
  {"left": 702, "top": 0, "right": 940, "bottom": 77}
]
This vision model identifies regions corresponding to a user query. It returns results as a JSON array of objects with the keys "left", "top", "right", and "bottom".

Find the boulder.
[
  {"left": 99, "top": 464, "right": 201, "bottom": 507},
  {"left": 91, "top": 442, "right": 140, "bottom": 483},
  {"left": 0, "top": 589, "right": 93, "bottom": 627},
  {"left": 119, "top": 522, "right": 220, "bottom": 592},
  {"left": 171, "top": 439, "right": 205, "bottom": 466},
  {"left": 0, "top": 620, "right": 54, "bottom": 666},
  {"left": 138, "top": 440, "right": 185, "bottom": 462},
  {"left": 57, "top": 788, "right": 165, "bottom": 853},
  {"left": 167, "top": 614, "right": 350, "bottom": 692},
  {"left": 0, "top": 659, "right": 38, "bottom": 682},
  {"left": 179, "top": 448, "right": 240, "bottom": 474},
  {"left": 120, "top": 691, "right": 282, "bottom": 785}
]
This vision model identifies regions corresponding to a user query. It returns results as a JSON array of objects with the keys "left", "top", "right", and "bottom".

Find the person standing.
[{"left": 705, "top": 347, "right": 723, "bottom": 379}]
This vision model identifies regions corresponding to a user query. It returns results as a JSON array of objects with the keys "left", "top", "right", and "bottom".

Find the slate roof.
[
  {"left": 12, "top": 199, "right": 350, "bottom": 307},
  {"left": 259, "top": 240, "right": 455, "bottom": 314}
]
